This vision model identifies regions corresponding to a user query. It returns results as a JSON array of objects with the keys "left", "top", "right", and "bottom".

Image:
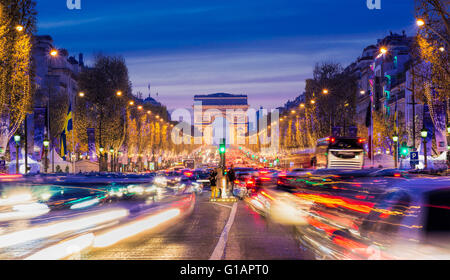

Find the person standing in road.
[
  {"left": 227, "top": 164, "right": 236, "bottom": 195},
  {"left": 209, "top": 168, "right": 218, "bottom": 199}
]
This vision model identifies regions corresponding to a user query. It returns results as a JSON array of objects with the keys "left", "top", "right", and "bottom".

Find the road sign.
[{"left": 410, "top": 151, "right": 419, "bottom": 165}]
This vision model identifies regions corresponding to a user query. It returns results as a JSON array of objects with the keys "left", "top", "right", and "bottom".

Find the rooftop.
[{"left": 194, "top": 93, "right": 248, "bottom": 106}]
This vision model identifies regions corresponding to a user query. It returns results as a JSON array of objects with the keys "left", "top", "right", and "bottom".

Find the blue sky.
[{"left": 36, "top": 0, "right": 417, "bottom": 109}]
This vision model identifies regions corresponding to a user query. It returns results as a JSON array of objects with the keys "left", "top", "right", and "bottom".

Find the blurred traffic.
[{"left": 0, "top": 145, "right": 449, "bottom": 260}]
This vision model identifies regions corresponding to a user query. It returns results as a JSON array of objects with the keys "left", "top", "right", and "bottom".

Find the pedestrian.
[
  {"left": 209, "top": 168, "right": 218, "bottom": 199},
  {"left": 227, "top": 164, "right": 236, "bottom": 195},
  {"left": 310, "top": 156, "right": 317, "bottom": 169},
  {"left": 216, "top": 167, "right": 226, "bottom": 198}
]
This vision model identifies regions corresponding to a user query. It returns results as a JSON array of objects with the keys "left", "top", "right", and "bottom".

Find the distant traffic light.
[
  {"left": 219, "top": 144, "right": 226, "bottom": 154},
  {"left": 400, "top": 142, "right": 409, "bottom": 158}
]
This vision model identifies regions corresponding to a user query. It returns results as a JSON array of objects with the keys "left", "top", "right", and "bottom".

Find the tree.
[
  {"left": 303, "top": 62, "right": 357, "bottom": 143},
  {"left": 414, "top": 0, "right": 449, "bottom": 155},
  {"left": 77, "top": 55, "right": 132, "bottom": 170},
  {"left": 0, "top": 0, "right": 36, "bottom": 157},
  {"left": 414, "top": 0, "right": 449, "bottom": 102}
]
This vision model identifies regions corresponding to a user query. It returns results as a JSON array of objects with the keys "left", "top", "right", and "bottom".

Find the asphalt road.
[{"left": 83, "top": 193, "right": 313, "bottom": 260}]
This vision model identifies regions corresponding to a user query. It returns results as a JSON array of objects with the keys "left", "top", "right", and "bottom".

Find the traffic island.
[{"left": 209, "top": 197, "right": 238, "bottom": 203}]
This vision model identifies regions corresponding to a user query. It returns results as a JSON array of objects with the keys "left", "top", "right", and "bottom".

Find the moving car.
[{"left": 292, "top": 176, "right": 450, "bottom": 260}]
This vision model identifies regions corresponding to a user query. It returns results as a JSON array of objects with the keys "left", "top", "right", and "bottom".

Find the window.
[{"left": 328, "top": 138, "right": 363, "bottom": 150}]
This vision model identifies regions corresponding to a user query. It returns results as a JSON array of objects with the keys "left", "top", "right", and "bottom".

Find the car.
[
  {"left": 253, "top": 169, "right": 279, "bottom": 186},
  {"left": 292, "top": 176, "right": 450, "bottom": 260},
  {"left": 40, "top": 186, "right": 109, "bottom": 210},
  {"left": 192, "top": 169, "right": 212, "bottom": 189}
]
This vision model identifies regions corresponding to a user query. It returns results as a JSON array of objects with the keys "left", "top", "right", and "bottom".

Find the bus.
[
  {"left": 280, "top": 137, "right": 365, "bottom": 170},
  {"left": 315, "top": 137, "right": 365, "bottom": 170}
]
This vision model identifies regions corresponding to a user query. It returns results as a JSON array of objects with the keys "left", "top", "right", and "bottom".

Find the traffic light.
[
  {"left": 219, "top": 144, "right": 226, "bottom": 154},
  {"left": 400, "top": 142, "right": 409, "bottom": 158}
]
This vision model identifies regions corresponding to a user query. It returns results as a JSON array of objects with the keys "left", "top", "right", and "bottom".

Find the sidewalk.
[{"left": 363, "top": 152, "right": 448, "bottom": 171}]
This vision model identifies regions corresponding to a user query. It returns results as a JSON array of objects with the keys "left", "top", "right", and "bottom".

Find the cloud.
[
  {"left": 125, "top": 36, "right": 366, "bottom": 109},
  {"left": 38, "top": 17, "right": 105, "bottom": 29}
]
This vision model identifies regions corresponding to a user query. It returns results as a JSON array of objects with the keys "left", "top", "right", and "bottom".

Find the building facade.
[{"left": 28, "top": 35, "right": 83, "bottom": 164}]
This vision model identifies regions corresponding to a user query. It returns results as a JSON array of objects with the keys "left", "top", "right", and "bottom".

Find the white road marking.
[
  {"left": 211, "top": 202, "right": 233, "bottom": 209},
  {"left": 209, "top": 202, "right": 238, "bottom": 260}
]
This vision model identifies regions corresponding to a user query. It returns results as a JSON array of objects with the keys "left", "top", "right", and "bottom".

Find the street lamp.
[
  {"left": 421, "top": 128, "right": 428, "bottom": 139},
  {"left": 416, "top": 18, "right": 425, "bottom": 27},
  {"left": 322, "top": 89, "right": 329, "bottom": 95},
  {"left": 300, "top": 103, "right": 305, "bottom": 108},
  {"left": 137, "top": 105, "right": 143, "bottom": 110},
  {"left": 116, "top": 91, "right": 122, "bottom": 97},
  {"left": 393, "top": 135, "right": 399, "bottom": 168},
  {"left": 110, "top": 147, "right": 115, "bottom": 172},
  {"left": 15, "top": 25, "right": 24, "bottom": 32},
  {"left": 310, "top": 100, "right": 316, "bottom": 105},
  {"left": 129, "top": 101, "right": 134, "bottom": 106},
  {"left": 360, "top": 90, "right": 366, "bottom": 95},
  {"left": 380, "top": 47, "right": 388, "bottom": 54},
  {"left": 78, "top": 92, "right": 85, "bottom": 98},
  {"left": 50, "top": 49, "right": 59, "bottom": 57},
  {"left": 14, "top": 134, "right": 20, "bottom": 174},
  {"left": 421, "top": 127, "right": 428, "bottom": 169},
  {"left": 43, "top": 139, "right": 50, "bottom": 173}
]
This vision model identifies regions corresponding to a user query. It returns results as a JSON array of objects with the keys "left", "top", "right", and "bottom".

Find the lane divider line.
[
  {"left": 209, "top": 202, "right": 238, "bottom": 260},
  {"left": 211, "top": 202, "right": 233, "bottom": 209}
]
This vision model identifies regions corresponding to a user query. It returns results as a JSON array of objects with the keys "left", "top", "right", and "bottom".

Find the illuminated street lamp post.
[
  {"left": 421, "top": 127, "right": 428, "bottom": 170},
  {"left": 393, "top": 135, "right": 399, "bottom": 169},
  {"left": 99, "top": 147, "right": 104, "bottom": 172},
  {"left": 47, "top": 48, "right": 59, "bottom": 173},
  {"left": 14, "top": 134, "right": 21, "bottom": 174},
  {"left": 110, "top": 147, "right": 115, "bottom": 172},
  {"left": 43, "top": 139, "right": 50, "bottom": 173}
]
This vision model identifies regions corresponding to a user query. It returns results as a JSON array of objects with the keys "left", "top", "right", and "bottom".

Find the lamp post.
[
  {"left": 393, "top": 135, "right": 399, "bottom": 169},
  {"left": 14, "top": 134, "right": 21, "bottom": 174},
  {"left": 43, "top": 139, "right": 49, "bottom": 173},
  {"left": 421, "top": 127, "right": 428, "bottom": 170},
  {"left": 110, "top": 147, "right": 114, "bottom": 172},
  {"left": 99, "top": 147, "right": 104, "bottom": 172},
  {"left": 47, "top": 48, "right": 59, "bottom": 173}
]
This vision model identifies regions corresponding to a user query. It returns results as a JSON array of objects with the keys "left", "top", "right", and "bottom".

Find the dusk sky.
[{"left": 36, "top": 0, "right": 416, "bottom": 110}]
